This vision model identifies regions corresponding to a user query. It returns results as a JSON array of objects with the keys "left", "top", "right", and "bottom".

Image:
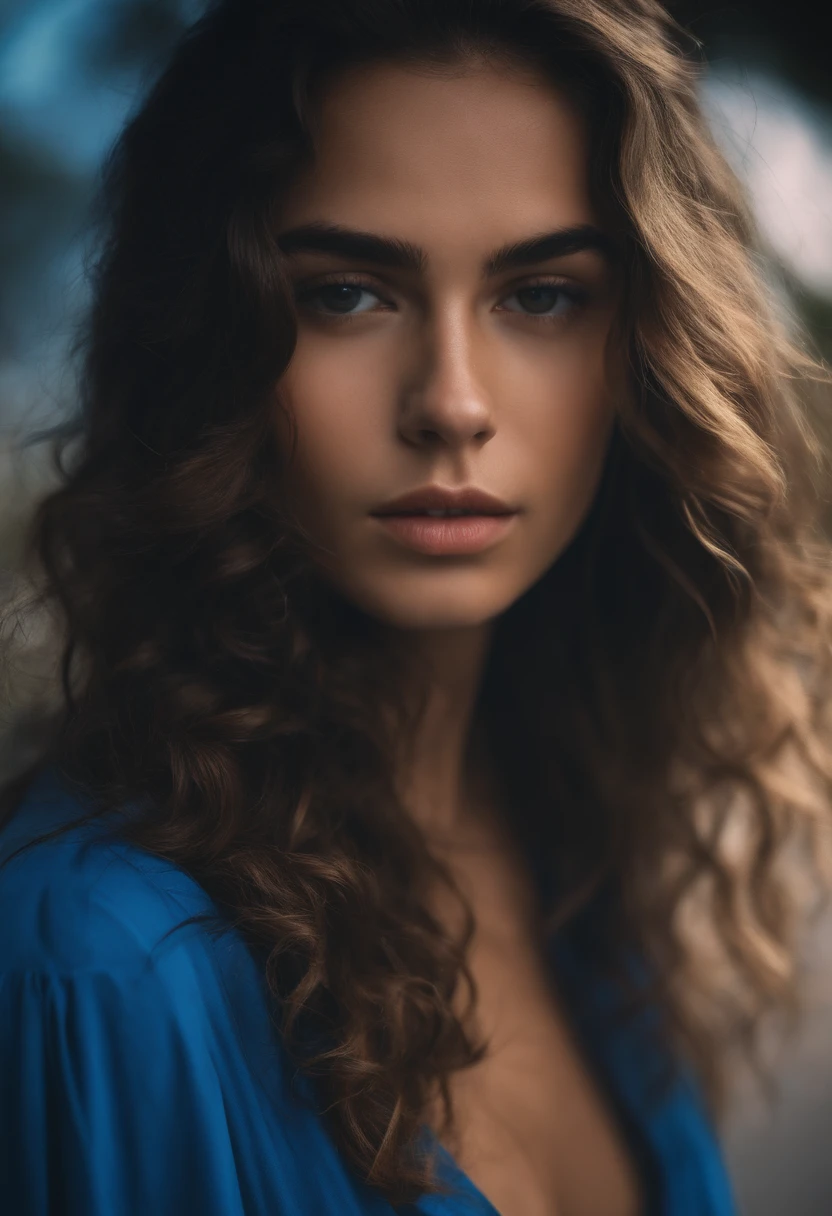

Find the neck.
[{"left": 387, "top": 621, "right": 496, "bottom": 835}]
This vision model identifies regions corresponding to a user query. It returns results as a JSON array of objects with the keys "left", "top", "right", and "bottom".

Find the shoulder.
[{"left": 0, "top": 767, "right": 220, "bottom": 977}]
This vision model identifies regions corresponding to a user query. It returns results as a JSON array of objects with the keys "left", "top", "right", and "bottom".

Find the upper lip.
[{"left": 371, "top": 485, "right": 517, "bottom": 516}]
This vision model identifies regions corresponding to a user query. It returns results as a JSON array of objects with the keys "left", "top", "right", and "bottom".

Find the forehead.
[{"left": 279, "top": 60, "right": 597, "bottom": 246}]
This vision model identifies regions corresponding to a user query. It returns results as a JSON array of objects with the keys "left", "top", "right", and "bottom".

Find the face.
[{"left": 274, "top": 57, "right": 621, "bottom": 633}]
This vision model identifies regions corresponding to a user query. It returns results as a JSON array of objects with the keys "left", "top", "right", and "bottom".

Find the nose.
[{"left": 397, "top": 309, "right": 496, "bottom": 451}]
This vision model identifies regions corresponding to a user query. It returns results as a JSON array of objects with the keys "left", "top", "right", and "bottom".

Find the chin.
[
  {"left": 334, "top": 571, "right": 524, "bottom": 633},
  {"left": 373, "top": 606, "right": 501, "bottom": 632}
]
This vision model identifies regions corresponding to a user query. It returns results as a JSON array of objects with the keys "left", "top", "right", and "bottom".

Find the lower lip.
[{"left": 372, "top": 513, "right": 516, "bottom": 555}]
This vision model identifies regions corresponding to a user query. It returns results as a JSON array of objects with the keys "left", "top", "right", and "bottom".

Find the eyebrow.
[{"left": 276, "top": 222, "right": 617, "bottom": 276}]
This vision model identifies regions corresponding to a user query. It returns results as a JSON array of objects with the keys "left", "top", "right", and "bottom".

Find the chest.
[{"left": 427, "top": 826, "right": 644, "bottom": 1216}]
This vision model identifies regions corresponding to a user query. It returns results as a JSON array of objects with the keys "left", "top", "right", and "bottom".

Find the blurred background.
[{"left": 0, "top": 2, "right": 830, "bottom": 1211}]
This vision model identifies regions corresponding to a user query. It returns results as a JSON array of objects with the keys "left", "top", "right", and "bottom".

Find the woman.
[{"left": 1, "top": 0, "right": 830, "bottom": 1213}]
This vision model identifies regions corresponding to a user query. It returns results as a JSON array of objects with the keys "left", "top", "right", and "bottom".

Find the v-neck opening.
[
  {"left": 429, "top": 1138, "right": 504, "bottom": 1215},
  {"left": 416, "top": 925, "right": 665, "bottom": 1216},
  {"left": 544, "top": 929, "right": 666, "bottom": 1216}
]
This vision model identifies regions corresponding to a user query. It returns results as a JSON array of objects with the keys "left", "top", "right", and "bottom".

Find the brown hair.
[{"left": 3, "top": 0, "right": 832, "bottom": 1204}]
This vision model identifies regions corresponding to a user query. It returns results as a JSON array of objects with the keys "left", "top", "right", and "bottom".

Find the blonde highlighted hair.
[{"left": 2, "top": 0, "right": 832, "bottom": 1203}]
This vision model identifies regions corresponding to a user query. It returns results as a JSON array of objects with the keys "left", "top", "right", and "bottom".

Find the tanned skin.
[{"left": 275, "top": 58, "right": 637, "bottom": 1216}]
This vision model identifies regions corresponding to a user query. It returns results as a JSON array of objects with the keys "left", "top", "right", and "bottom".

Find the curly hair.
[{"left": 3, "top": 0, "right": 832, "bottom": 1205}]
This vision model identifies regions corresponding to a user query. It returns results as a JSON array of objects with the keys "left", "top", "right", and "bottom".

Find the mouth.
[
  {"left": 371, "top": 511, "right": 517, "bottom": 556},
  {"left": 382, "top": 508, "right": 500, "bottom": 518},
  {"left": 369, "top": 484, "right": 519, "bottom": 555},
  {"left": 371, "top": 484, "right": 517, "bottom": 518}
]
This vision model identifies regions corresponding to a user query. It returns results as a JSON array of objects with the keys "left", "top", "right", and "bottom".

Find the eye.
[
  {"left": 498, "top": 281, "right": 585, "bottom": 321},
  {"left": 295, "top": 277, "right": 389, "bottom": 317}
]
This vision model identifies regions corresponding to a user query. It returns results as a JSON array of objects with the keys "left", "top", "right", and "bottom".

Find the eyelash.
[{"left": 294, "top": 273, "right": 588, "bottom": 325}]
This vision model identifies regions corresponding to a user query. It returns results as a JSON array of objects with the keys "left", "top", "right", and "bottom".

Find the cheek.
[
  {"left": 514, "top": 336, "right": 616, "bottom": 495},
  {"left": 275, "top": 337, "right": 391, "bottom": 507},
  {"left": 504, "top": 339, "right": 616, "bottom": 576}
]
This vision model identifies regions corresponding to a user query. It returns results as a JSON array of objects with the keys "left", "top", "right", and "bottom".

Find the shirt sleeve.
[{"left": 0, "top": 957, "right": 249, "bottom": 1216}]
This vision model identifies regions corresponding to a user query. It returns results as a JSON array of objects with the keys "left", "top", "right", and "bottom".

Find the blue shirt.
[{"left": 0, "top": 767, "right": 737, "bottom": 1215}]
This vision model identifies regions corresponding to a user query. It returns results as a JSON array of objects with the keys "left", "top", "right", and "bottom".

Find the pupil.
[
  {"left": 517, "top": 286, "right": 558, "bottom": 314},
  {"left": 320, "top": 284, "right": 362, "bottom": 313}
]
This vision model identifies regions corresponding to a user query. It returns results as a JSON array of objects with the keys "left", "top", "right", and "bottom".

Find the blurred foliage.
[
  {"left": 798, "top": 289, "right": 832, "bottom": 360},
  {"left": 670, "top": 0, "right": 832, "bottom": 109},
  {"left": 83, "top": 0, "right": 196, "bottom": 76},
  {"left": 0, "top": 127, "right": 84, "bottom": 359},
  {"left": 0, "top": 0, "right": 196, "bottom": 350}
]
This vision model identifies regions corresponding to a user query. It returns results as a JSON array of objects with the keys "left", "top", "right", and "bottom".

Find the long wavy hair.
[{"left": 3, "top": 0, "right": 832, "bottom": 1204}]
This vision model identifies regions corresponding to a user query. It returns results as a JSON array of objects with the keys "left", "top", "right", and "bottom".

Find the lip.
[
  {"left": 373, "top": 513, "right": 516, "bottom": 556},
  {"left": 371, "top": 484, "right": 517, "bottom": 516}
]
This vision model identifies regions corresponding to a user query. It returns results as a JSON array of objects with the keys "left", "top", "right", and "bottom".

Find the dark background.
[{"left": 1, "top": 4, "right": 830, "bottom": 1212}]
